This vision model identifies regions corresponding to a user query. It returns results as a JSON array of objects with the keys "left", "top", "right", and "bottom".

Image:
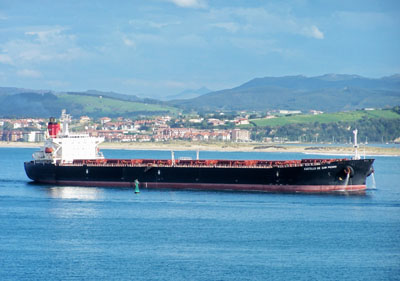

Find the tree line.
[{"left": 251, "top": 117, "right": 400, "bottom": 143}]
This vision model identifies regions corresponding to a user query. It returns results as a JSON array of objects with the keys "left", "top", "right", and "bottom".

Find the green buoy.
[{"left": 134, "top": 179, "right": 140, "bottom": 193}]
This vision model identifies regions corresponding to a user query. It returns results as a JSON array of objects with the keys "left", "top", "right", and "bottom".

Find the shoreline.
[{"left": 1, "top": 141, "right": 399, "bottom": 156}]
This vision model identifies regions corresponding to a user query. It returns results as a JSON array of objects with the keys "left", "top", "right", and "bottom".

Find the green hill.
[
  {"left": 0, "top": 92, "right": 179, "bottom": 118},
  {"left": 249, "top": 109, "right": 400, "bottom": 127},
  {"left": 248, "top": 108, "right": 400, "bottom": 143}
]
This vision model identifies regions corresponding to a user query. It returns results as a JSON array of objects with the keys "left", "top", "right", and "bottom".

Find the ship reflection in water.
[{"left": 47, "top": 186, "right": 103, "bottom": 201}]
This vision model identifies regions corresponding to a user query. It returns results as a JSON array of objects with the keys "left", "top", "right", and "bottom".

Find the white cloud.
[
  {"left": 121, "top": 31, "right": 207, "bottom": 50},
  {"left": 17, "top": 69, "right": 42, "bottom": 78},
  {"left": 167, "top": 0, "right": 207, "bottom": 9},
  {"left": 128, "top": 19, "right": 181, "bottom": 29},
  {"left": 302, "top": 25, "right": 324, "bottom": 39},
  {"left": 120, "top": 32, "right": 168, "bottom": 48},
  {"left": 210, "top": 22, "right": 239, "bottom": 33},
  {"left": 122, "top": 35, "right": 136, "bottom": 47},
  {"left": 25, "top": 27, "right": 67, "bottom": 42},
  {"left": 0, "top": 26, "right": 86, "bottom": 66},
  {"left": 0, "top": 54, "right": 13, "bottom": 65},
  {"left": 208, "top": 7, "right": 324, "bottom": 39}
]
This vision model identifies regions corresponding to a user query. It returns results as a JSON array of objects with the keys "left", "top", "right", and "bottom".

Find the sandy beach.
[{"left": 2, "top": 141, "right": 398, "bottom": 156}]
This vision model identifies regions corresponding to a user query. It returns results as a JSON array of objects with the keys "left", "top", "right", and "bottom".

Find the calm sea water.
[{"left": 1, "top": 147, "right": 399, "bottom": 281}]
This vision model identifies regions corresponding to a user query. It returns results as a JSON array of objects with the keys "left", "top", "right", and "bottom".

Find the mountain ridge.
[
  {"left": 163, "top": 87, "right": 212, "bottom": 101},
  {"left": 169, "top": 74, "right": 400, "bottom": 112},
  {"left": 1, "top": 73, "right": 399, "bottom": 117}
]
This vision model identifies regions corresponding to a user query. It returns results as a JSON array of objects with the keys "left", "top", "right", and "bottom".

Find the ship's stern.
[{"left": 24, "top": 161, "right": 56, "bottom": 183}]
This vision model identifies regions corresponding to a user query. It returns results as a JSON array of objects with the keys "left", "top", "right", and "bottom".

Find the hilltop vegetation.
[
  {"left": 57, "top": 93, "right": 178, "bottom": 118},
  {"left": 249, "top": 109, "right": 400, "bottom": 127},
  {"left": 248, "top": 108, "right": 400, "bottom": 143},
  {"left": 0, "top": 91, "right": 179, "bottom": 118}
]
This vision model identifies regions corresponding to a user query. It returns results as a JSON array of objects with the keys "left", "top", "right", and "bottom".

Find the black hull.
[{"left": 24, "top": 158, "right": 374, "bottom": 193}]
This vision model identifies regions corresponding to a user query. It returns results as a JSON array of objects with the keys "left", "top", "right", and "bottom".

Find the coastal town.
[
  {"left": 2, "top": 107, "right": 398, "bottom": 146},
  {"left": 0, "top": 112, "right": 255, "bottom": 143}
]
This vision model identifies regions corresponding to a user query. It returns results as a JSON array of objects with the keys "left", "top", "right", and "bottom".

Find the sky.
[{"left": 0, "top": 0, "right": 399, "bottom": 98}]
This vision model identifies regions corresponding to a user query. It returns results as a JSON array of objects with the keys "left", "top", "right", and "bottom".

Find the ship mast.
[
  {"left": 353, "top": 129, "right": 360, "bottom": 160},
  {"left": 60, "top": 109, "right": 71, "bottom": 136}
]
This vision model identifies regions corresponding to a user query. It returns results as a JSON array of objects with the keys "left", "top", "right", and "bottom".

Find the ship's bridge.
[{"left": 33, "top": 110, "right": 104, "bottom": 164}]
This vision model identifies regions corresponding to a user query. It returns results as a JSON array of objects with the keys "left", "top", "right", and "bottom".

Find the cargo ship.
[{"left": 25, "top": 111, "right": 375, "bottom": 193}]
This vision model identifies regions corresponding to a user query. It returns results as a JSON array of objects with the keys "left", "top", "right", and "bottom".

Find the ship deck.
[{"left": 65, "top": 158, "right": 352, "bottom": 169}]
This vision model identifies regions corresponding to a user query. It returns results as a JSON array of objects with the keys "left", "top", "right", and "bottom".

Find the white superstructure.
[{"left": 33, "top": 110, "right": 104, "bottom": 164}]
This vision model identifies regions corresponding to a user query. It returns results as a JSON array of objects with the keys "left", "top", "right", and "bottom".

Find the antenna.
[
  {"left": 353, "top": 129, "right": 360, "bottom": 160},
  {"left": 60, "top": 109, "right": 71, "bottom": 136}
]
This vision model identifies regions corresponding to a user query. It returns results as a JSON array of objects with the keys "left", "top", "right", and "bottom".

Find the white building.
[
  {"left": 231, "top": 129, "right": 250, "bottom": 142},
  {"left": 23, "top": 131, "right": 45, "bottom": 142}
]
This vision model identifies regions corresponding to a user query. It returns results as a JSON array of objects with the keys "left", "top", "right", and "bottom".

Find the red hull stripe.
[{"left": 39, "top": 180, "right": 366, "bottom": 193}]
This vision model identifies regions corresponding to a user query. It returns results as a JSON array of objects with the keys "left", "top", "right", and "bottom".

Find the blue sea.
[{"left": 1, "top": 147, "right": 399, "bottom": 281}]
